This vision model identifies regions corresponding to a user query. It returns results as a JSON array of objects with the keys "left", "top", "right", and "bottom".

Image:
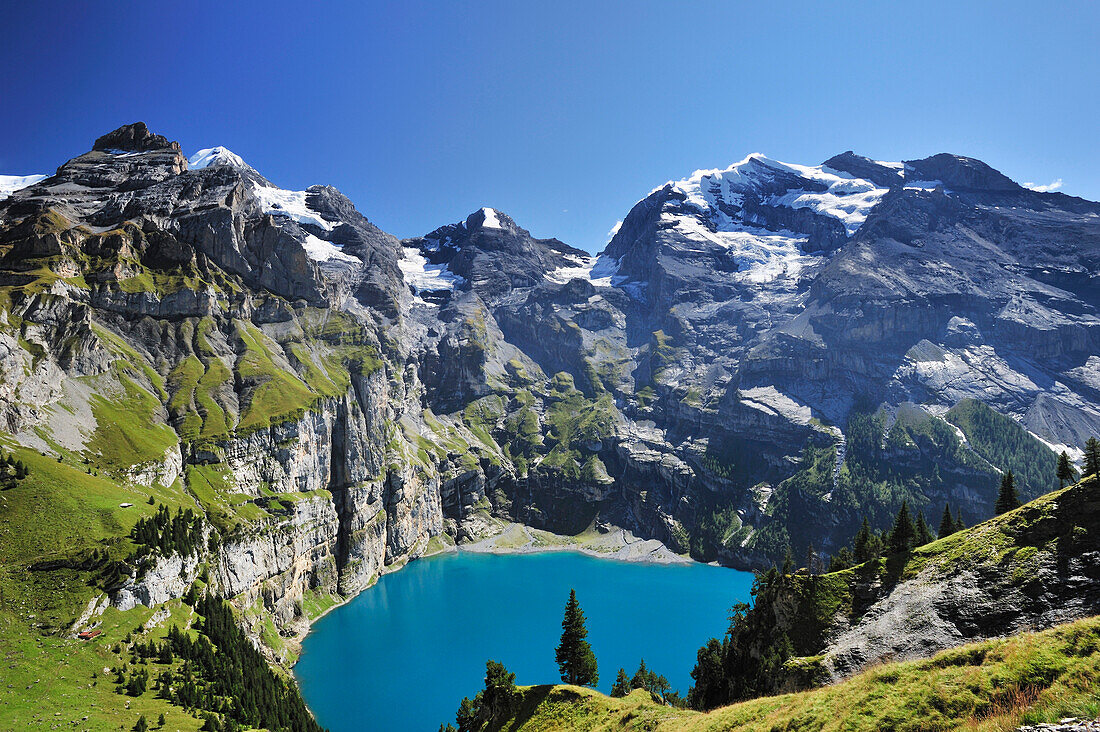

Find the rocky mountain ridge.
[{"left": 1, "top": 123, "right": 1097, "bottom": 645}]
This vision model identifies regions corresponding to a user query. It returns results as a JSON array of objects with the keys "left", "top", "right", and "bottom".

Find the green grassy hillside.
[{"left": 485, "top": 613, "right": 1100, "bottom": 731}]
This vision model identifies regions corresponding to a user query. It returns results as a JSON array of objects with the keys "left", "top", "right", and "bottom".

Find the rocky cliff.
[{"left": 1, "top": 124, "right": 1098, "bottom": 645}]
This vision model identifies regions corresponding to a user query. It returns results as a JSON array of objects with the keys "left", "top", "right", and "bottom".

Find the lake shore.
[{"left": 458, "top": 521, "right": 692, "bottom": 565}]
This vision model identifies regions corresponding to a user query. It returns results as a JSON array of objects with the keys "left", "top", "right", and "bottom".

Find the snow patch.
[
  {"left": 399, "top": 246, "right": 465, "bottom": 302},
  {"left": 301, "top": 233, "right": 360, "bottom": 264},
  {"left": 663, "top": 212, "right": 820, "bottom": 284},
  {"left": 481, "top": 207, "right": 502, "bottom": 229},
  {"left": 253, "top": 185, "right": 334, "bottom": 231},
  {"left": 545, "top": 253, "right": 625, "bottom": 287},
  {"left": 0, "top": 173, "right": 46, "bottom": 201}
]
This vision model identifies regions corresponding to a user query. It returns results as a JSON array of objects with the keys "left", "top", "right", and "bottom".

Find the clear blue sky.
[{"left": 2, "top": 1, "right": 1097, "bottom": 253}]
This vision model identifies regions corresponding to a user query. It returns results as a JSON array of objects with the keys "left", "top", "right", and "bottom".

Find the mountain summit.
[{"left": 0, "top": 124, "right": 1096, "bottom": 607}]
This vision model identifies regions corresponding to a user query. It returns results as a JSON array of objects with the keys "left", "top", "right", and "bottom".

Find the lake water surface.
[{"left": 294, "top": 550, "right": 755, "bottom": 731}]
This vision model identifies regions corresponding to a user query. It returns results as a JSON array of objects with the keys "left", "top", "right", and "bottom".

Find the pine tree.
[
  {"left": 157, "top": 713, "right": 165, "bottom": 728},
  {"left": 914, "top": 511, "right": 934, "bottom": 546},
  {"left": 995, "top": 471, "right": 1021, "bottom": 515},
  {"left": 134, "top": 716, "right": 148, "bottom": 732},
  {"left": 888, "top": 501, "right": 916, "bottom": 554},
  {"left": 954, "top": 508, "right": 966, "bottom": 533},
  {"left": 1085, "top": 438, "right": 1100, "bottom": 478},
  {"left": 853, "top": 517, "right": 873, "bottom": 563},
  {"left": 555, "top": 589, "right": 598, "bottom": 686},
  {"left": 610, "top": 668, "right": 631, "bottom": 697},
  {"left": 1057, "top": 451, "right": 1078, "bottom": 488},
  {"left": 938, "top": 503, "right": 955, "bottom": 539}
]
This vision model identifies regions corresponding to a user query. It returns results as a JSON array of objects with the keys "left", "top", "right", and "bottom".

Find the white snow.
[
  {"left": 670, "top": 153, "right": 890, "bottom": 237},
  {"left": 481, "top": 207, "right": 502, "bottom": 229},
  {"left": 0, "top": 173, "right": 46, "bottom": 201},
  {"left": 1029, "top": 433, "right": 1084, "bottom": 464},
  {"left": 663, "top": 212, "right": 819, "bottom": 284},
  {"left": 545, "top": 253, "right": 624, "bottom": 287},
  {"left": 301, "top": 233, "right": 360, "bottom": 265},
  {"left": 607, "top": 220, "right": 623, "bottom": 243},
  {"left": 253, "top": 185, "right": 334, "bottom": 231},
  {"left": 398, "top": 246, "right": 465, "bottom": 301},
  {"left": 188, "top": 146, "right": 249, "bottom": 171},
  {"left": 904, "top": 180, "right": 943, "bottom": 191}
]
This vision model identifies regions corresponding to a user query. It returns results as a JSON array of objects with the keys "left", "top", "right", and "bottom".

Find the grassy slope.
[{"left": 500, "top": 613, "right": 1100, "bottom": 731}]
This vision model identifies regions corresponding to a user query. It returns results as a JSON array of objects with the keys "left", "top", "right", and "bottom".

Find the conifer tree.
[
  {"left": 555, "top": 589, "right": 598, "bottom": 686},
  {"left": 888, "top": 501, "right": 916, "bottom": 554},
  {"left": 1057, "top": 451, "right": 1077, "bottom": 488},
  {"left": 914, "top": 511, "right": 934, "bottom": 546},
  {"left": 954, "top": 508, "right": 966, "bottom": 533},
  {"left": 853, "top": 517, "right": 873, "bottom": 563},
  {"left": 938, "top": 503, "right": 955, "bottom": 539},
  {"left": 1085, "top": 438, "right": 1100, "bottom": 478},
  {"left": 610, "top": 668, "right": 631, "bottom": 697},
  {"left": 995, "top": 471, "right": 1021, "bottom": 515}
]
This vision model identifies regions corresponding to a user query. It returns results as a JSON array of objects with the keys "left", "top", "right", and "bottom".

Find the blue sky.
[{"left": 1, "top": 1, "right": 1097, "bottom": 253}]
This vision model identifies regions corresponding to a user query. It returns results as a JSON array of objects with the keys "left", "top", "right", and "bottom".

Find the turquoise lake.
[{"left": 294, "top": 550, "right": 755, "bottom": 731}]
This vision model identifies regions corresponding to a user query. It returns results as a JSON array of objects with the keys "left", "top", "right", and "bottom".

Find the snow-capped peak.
[
  {"left": 670, "top": 153, "right": 890, "bottom": 236},
  {"left": 188, "top": 146, "right": 249, "bottom": 171}
]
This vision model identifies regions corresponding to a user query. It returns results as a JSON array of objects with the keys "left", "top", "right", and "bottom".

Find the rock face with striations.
[{"left": 1, "top": 125, "right": 1099, "bottom": 643}]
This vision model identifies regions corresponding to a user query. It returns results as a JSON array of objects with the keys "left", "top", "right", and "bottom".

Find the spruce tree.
[
  {"left": 1085, "top": 438, "right": 1100, "bottom": 478},
  {"left": 555, "top": 589, "right": 598, "bottom": 686},
  {"left": 954, "top": 508, "right": 966, "bottom": 533},
  {"left": 914, "top": 511, "right": 934, "bottom": 547},
  {"left": 938, "top": 503, "right": 955, "bottom": 539},
  {"left": 995, "top": 471, "right": 1021, "bottom": 515},
  {"left": 1057, "top": 451, "right": 1077, "bottom": 488},
  {"left": 610, "top": 668, "right": 631, "bottom": 697},
  {"left": 888, "top": 501, "right": 916, "bottom": 554},
  {"left": 853, "top": 517, "right": 872, "bottom": 564}
]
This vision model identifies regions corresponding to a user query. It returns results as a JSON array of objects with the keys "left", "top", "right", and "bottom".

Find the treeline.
[
  {"left": 115, "top": 592, "right": 325, "bottom": 732},
  {"left": 825, "top": 499, "right": 964, "bottom": 572},
  {"left": 130, "top": 504, "right": 204, "bottom": 559}
]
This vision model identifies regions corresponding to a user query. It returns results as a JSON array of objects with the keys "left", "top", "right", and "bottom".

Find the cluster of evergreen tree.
[
  {"left": 130, "top": 504, "right": 203, "bottom": 559},
  {"left": 687, "top": 565, "right": 800, "bottom": 710},
  {"left": 827, "top": 500, "right": 960, "bottom": 572},
  {"left": 445, "top": 660, "right": 520, "bottom": 732},
  {"left": 0, "top": 451, "right": 29, "bottom": 488},
  {"left": 610, "top": 659, "right": 676, "bottom": 701},
  {"left": 116, "top": 592, "right": 324, "bottom": 732}
]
